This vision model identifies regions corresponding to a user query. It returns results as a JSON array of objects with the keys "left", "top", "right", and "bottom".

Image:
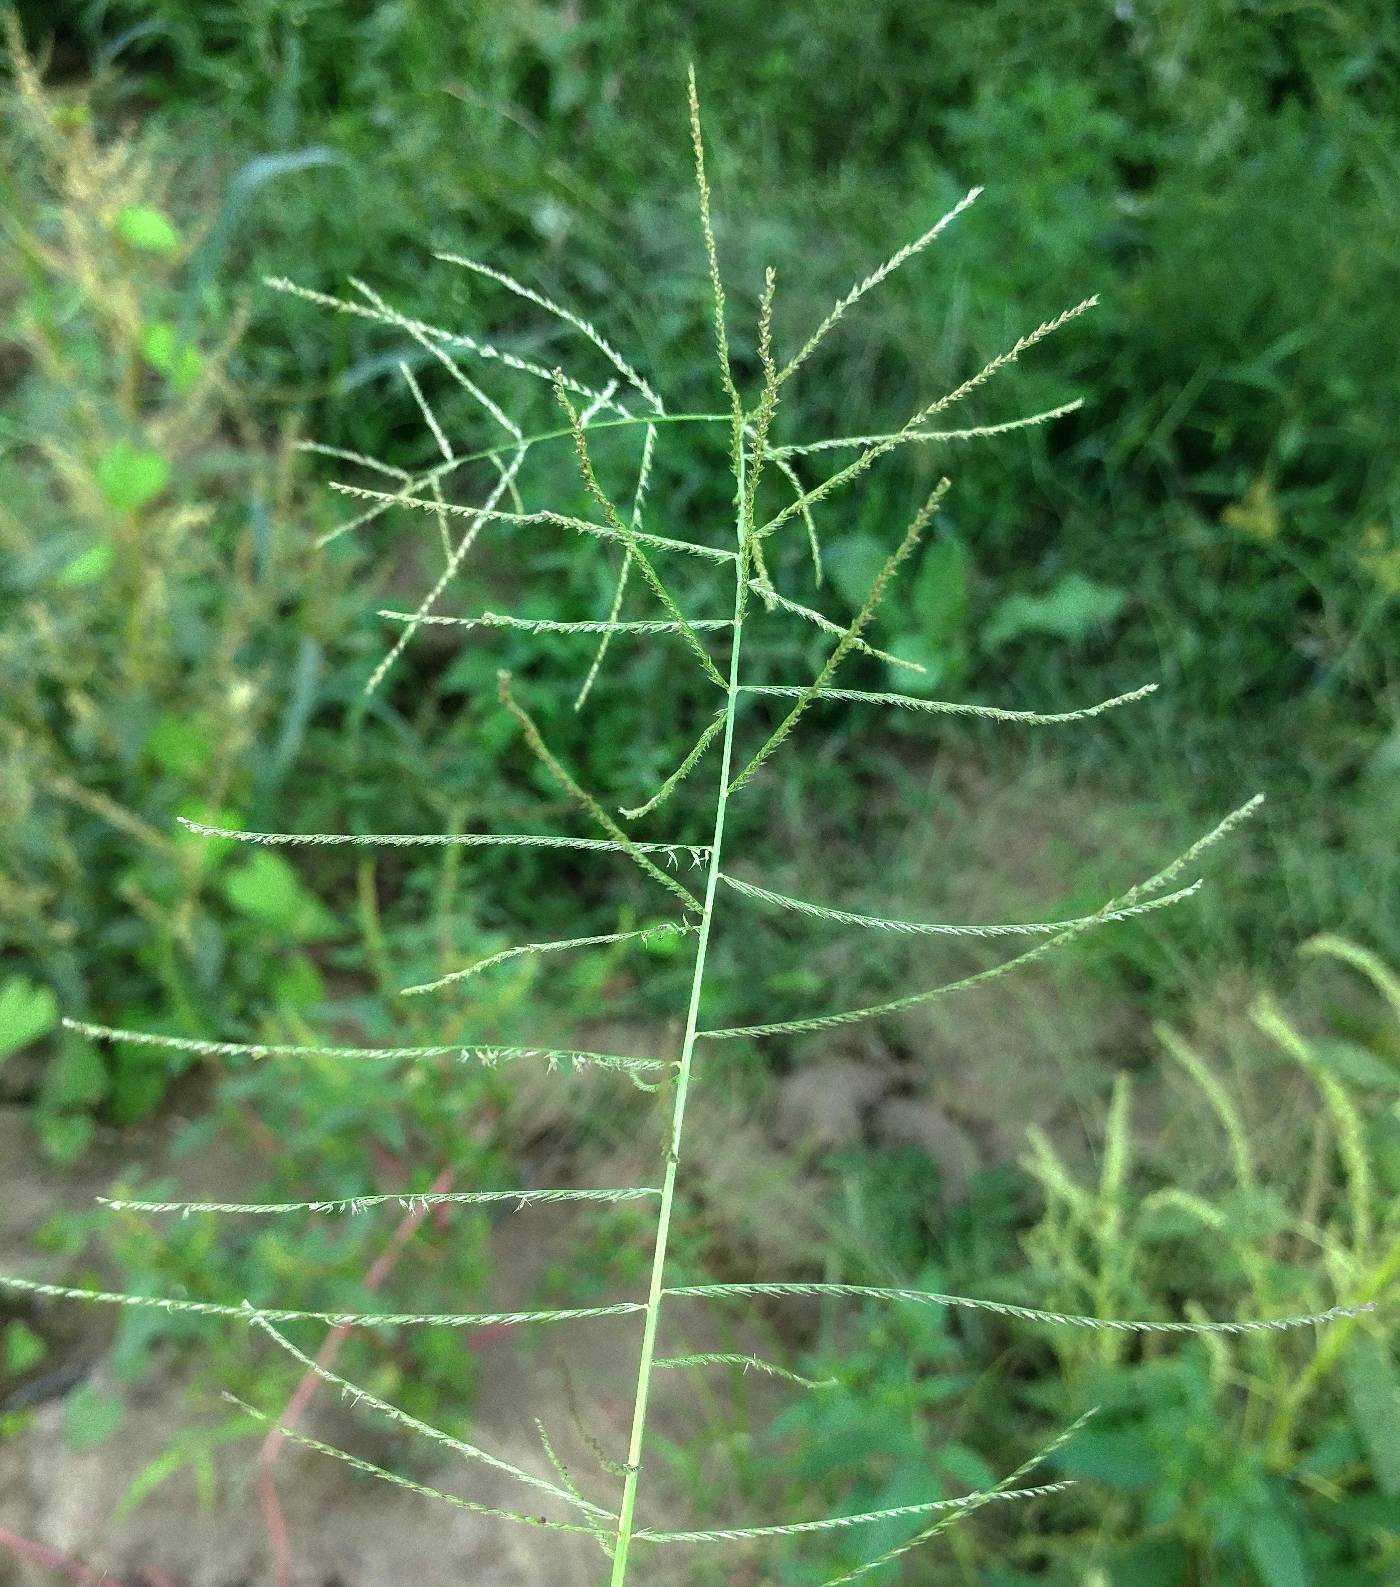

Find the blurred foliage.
[
  {"left": 28, "top": 0, "right": 1396, "bottom": 719},
  {"left": 1008, "top": 936, "right": 1400, "bottom": 1586},
  {"left": 0, "top": 20, "right": 356, "bottom": 1151}
]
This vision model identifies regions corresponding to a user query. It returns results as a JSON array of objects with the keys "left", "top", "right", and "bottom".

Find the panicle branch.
[
  {"left": 248, "top": 1311, "right": 615, "bottom": 1519},
  {"left": 620, "top": 714, "right": 727, "bottom": 820},
  {"left": 175, "top": 815, "right": 708, "bottom": 861},
  {"left": 737, "top": 681, "right": 1156, "bottom": 723},
  {"left": 61, "top": 1018, "right": 673, "bottom": 1078},
  {"left": 756, "top": 298, "right": 1096, "bottom": 544},
  {"left": 554, "top": 374, "right": 729, "bottom": 688},
  {"left": 226, "top": 1394, "right": 606, "bottom": 1534},
  {"left": 399, "top": 922, "right": 697, "bottom": 998},
  {"left": 662, "top": 1280, "right": 1373, "bottom": 1336},
  {"left": 100, "top": 1187, "right": 662, "bottom": 1215},
  {"left": 0, "top": 1273, "right": 646, "bottom": 1330},
  {"left": 728, "top": 479, "right": 949, "bottom": 792},
  {"left": 496, "top": 673, "right": 704, "bottom": 913},
  {"left": 777, "top": 185, "right": 982, "bottom": 388}
]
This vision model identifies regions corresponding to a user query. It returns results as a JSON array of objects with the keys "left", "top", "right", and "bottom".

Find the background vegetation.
[{"left": 1, "top": 3, "right": 1396, "bottom": 1584}]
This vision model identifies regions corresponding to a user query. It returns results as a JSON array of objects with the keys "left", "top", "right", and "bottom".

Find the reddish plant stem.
[{"left": 0, "top": 1524, "right": 131, "bottom": 1587}]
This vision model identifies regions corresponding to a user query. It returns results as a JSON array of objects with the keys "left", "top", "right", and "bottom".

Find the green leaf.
[
  {"left": 38, "top": 1112, "right": 95, "bottom": 1164},
  {"left": 1293, "top": 1425, "right": 1361, "bottom": 1479},
  {"left": 1304, "top": 1040, "right": 1400, "bottom": 1090},
  {"left": 3, "top": 1319, "right": 47, "bottom": 1375},
  {"left": 1243, "top": 1504, "right": 1310, "bottom": 1587},
  {"left": 110, "top": 1046, "right": 176, "bottom": 1125},
  {"left": 0, "top": 975, "right": 58, "bottom": 1062},
  {"left": 44, "top": 1036, "right": 108, "bottom": 1109},
  {"left": 911, "top": 534, "right": 970, "bottom": 642},
  {"left": 1373, "top": 1112, "right": 1400, "bottom": 1195},
  {"left": 222, "top": 850, "right": 338, "bottom": 941},
  {"left": 1049, "top": 1428, "right": 1161, "bottom": 1490},
  {"left": 115, "top": 205, "right": 181, "bottom": 254},
  {"left": 883, "top": 631, "right": 969, "bottom": 695},
  {"left": 115, "top": 1416, "right": 255, "bottom": 1518},
  {"left": 145, "top": 714, "right": 217, "bottom": 778},
  {"left": 642, "top": 926, "right": 687, "bottom": 959},
  {"left": 96, "top": 442, "right": 170, "bottom": 513},
  {"left": 268, "top": 953, "right": 326, "bottom": 1011},
  {"left": 936, "top": 1441, "right": 997, "bottom": 1490},
  {"left": 65, "top": 1383, "right": 125, "bottom": 1451},
  {"left": 173, "top": 803, "right": 244, "bottom": 871},
  {"left": 54, "top": 541, "right": 115, "bottom": 588},
  {"left": 139, "top": 322, "right": 202, "bottom": 392},
  {"left": 824, "top": 533, "right": 889, "bottom": 612},
  {"left": 1341, "top": 1334, "right": 1400, "bottom": 1496},
  {"left": 983, "top": 572, "right": 1128, "bottom": 650},
  {"left": 1109, "top": 1537, "right": 1190, "bottom": 1587}
]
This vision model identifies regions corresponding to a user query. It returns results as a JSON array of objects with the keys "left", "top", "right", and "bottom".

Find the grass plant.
[{"left": 0, "top": 68, "right": 1373, "bottom": 1585}]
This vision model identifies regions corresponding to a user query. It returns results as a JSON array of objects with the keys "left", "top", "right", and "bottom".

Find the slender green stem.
[{"left": 609, "top": 453, "right": 748, "bottom": 1585}]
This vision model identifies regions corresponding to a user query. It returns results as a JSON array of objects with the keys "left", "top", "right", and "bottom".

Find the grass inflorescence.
[{"left": 1, "top": 65, "right": 1371, "bottom": 1587}]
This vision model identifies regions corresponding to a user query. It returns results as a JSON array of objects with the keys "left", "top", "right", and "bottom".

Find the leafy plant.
[
  {"left": 1018, "top": 935, "right": 1400, "bottom": 1585},
  {"left": 0, "top": 69, "right": 1370, "bottom": 1585},
  {"left": 0, "top": 17, "right": 357, "bottom": 1151}
]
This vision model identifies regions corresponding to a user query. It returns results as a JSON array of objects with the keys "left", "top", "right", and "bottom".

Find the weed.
[
  {"left": 0, "top": 17, "right": 354, "bottom": 1153},
  {"left": 0, "top": 62, "right": 1372, "bottom": 1587},
  {"left": 1014, "top": 936, "right": 1400, "bottom": 1584}
]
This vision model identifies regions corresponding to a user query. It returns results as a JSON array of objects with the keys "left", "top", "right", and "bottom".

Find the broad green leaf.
[
  {"left": 1327, "top": 1492, "right": 1400, "bottom": 1531},
  {"left": 115, "top": 1416, "right": 255, "bottom": 1518},
  {"left": 1221, "top": 476, "right": 1281, "bottom": 543},
  {"left": 935, "top": 1441, "right": 997, "bottom": 1490},
  {"left": 144, "top": 714, "right": 216, "bottom": 778},
  {"left": 115, "top": 205, "right": 181, "bottom": 254},
  {"left": 824, "top": 533, "right": 889, "bottom": 612},
  {"left": 3, "top": 1319, "right": 47, "bottom": 1375},
  {"left": 911, "top": 534, "right": 970, "bottom": 642},
  {"left": 65, "top": 1383, "right": 125, "bottom": 1451},
  {"left": 173, "top": 803, "right": 244, "bottom": 871},
  {"left": 96, "top": 442, "right": 170, "bottom": 513},
  {"left": 110, "top": 1047, "right": 175, "bottom": 1125},
  {"left": 1110, "top": 1537, "right": 1189, "bottom": 1587},
  {"left": 38, "top": 1112, "right": 95, "bottom": 1164},
  {"left": 1304, "top": 1039, "right": 1400, "bottom": 1090},
  {"left": 983, "top": 572, "right": 1128, "bottom": 650},
  {"left": 1372, "top": 1112, "right": 1400, "bottom": 1194},
  {"left": 1049, "top": 1428, "right": 1160, "bottom": 1490},
  {"left": 115, "top": 1442, "right": 190, "bottom": 1519},
  {"left": 269, "top": 953, "right": 326, "bottom": 1011},
  {"left": 1294, "top": 1425, "right": 1361, "bottom": 1478},
  {"left": 883, "top": 631, "right": 953, "bottom": 693},
  {"left": 642, "top": 927, "right": 686, "bottom": 959},
  {"left": 139, "top": 322, "right": 202, "bottom": 391},
  {"left": 222, "top": 850, "right": 338, "bottom": 940},
  {"left": 44, "top": 1036, "right": 108, "bottom": 1109},
  {"left": 54, "top": 541, "right": 115, "bottom": 587},
  {"left": 0, "top": 975, "right": 58, "bottom": 1062},
  {"left": 1341, "top": 1333, "right": 1400, "bottom": 1496},
  {"left": 1243, "top": 1504, "right": 1310, "bottom": 1587}
]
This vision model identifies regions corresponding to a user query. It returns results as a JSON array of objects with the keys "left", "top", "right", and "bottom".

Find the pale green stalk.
[{"left": 608, "top": 449, "right": 750, "bottom": 1585}]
